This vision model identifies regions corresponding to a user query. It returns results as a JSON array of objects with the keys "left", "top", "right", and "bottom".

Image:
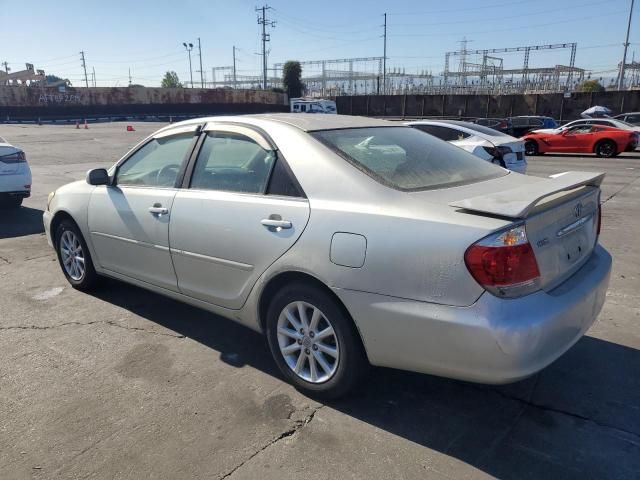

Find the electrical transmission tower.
[
  {"left": 256, "top": 4, "right": 276, "bottom": 90},
  {"left": 80, "top": 51, "right": 89, "bottom": 88}
]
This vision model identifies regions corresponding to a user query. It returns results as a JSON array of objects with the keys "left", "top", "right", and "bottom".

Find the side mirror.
[
  {"left": 561, "top": 130, "right": 570, "bottom": 136},
  {"left": 86, "top": 168, "right": 110, "bottom": 186}
]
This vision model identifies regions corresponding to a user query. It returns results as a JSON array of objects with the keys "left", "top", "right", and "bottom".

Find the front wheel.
[
  {"left": 55, "top": 220, "right": 99, "bottom": 290},
  {"left": 595, "top": 140, "right": 617, "bottom": 158},
  {"left": 524, "top": 140, "right": 539, "bottom": 156},
  {"left": 266, "top": 284, "right": 368, "bottom": 400}
]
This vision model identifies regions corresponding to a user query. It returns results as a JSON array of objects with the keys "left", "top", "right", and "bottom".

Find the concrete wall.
[
  {"left": 0, "top": 86, "right": 288, "bottom": 119},
  {"left": 336, "top": 91, "right": 640, "bottom": 122}
]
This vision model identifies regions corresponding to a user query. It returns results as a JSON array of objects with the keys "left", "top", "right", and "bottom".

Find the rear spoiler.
[{"left": 449, "top": 171, "right": 605, "bottom": 219}]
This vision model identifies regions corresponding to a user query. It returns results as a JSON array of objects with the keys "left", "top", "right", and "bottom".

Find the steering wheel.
[{"left": 156, "top": 164, "right": 180, "bottom": 186}]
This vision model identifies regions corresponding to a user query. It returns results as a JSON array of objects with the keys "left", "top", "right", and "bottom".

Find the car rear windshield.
[{"left": 312, "top": 127, "right": 506, "bottom": 191}]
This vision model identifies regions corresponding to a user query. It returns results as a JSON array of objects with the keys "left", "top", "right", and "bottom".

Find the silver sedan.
[{"left": 43, "top": 114, "right": 612, "bottom": 399}]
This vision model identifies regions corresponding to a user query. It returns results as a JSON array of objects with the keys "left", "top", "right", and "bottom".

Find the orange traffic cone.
[
  {"left": 84, "top": 119, "right": 89, "bottom": 129},
  {"left": 126, "top": 125, "right": 135, "bottom": 132},
  {"left": 75, "top": 121, "right": 80, "bottom": 129}
]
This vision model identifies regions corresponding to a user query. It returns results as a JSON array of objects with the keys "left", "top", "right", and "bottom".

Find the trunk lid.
[{"left": 450, "top": 171, "right": 604, "bottom": 291}]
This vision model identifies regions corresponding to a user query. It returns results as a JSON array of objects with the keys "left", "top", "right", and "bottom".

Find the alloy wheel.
[
  {"left": 276, "top": 301, "right": 339, "bottom": 383},
  {"left": 60, "top": 230, "right": 85, "bottom": 281}
]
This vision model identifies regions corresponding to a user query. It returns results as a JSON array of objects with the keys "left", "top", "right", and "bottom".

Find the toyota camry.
[{"left": 44, "top": 114, "right": 612, "bottom": 398}]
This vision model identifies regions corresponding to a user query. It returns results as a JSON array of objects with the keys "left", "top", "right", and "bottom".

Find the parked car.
[
  {"left": 0, "top": 136, "right": 31, "bottom": 208},
  {"left": 44, "top": 114, "right": 611, "bottom": 399},
  {"left": 472, "top": 117, "right": 514, "bottom": 136},
  {"left": 523, "top": 124, "right": 638, "bottom": 157},
  {"left": 509, "top": 116, "right": 558, "bottom": 137},
  {"left": 406, "top": 120, "right": 527, "bottom": 173},
  {"left": 613, "top": 112, "right": 640, "bottom": 125}
]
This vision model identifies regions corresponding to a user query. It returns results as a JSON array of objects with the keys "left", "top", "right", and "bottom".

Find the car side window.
[
  {"left": 528, "top": 118, "right": 544, "bottom": 127},
  {"left": 414, "top": 125, "right": 469, "bottom": 142},
  {"left": 511, "top": 118, "right": 528, "bottom": 127},
  {"left": 116, "top": 133, "right": 194, "bottom": 187},
  {"left": 568, "top": 125, "right": 592, "bottom": 134},
  {"left": 266, "top": 159, "right": 304, "bottom": 197},
  {"left": 190, "top": 131, "right": 276, "bottom": 194}
]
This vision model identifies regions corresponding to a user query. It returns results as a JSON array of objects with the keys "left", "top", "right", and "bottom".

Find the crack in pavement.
[
  {"left": 0, "top": 320, "right": 185, "bottom": 338},
  {"left": 0, "top": 255, "right": 10, "bottom": 264},
  {"left": 602, "top": 174, "right": 640, "bottom": 205},
  {"left": 218, "top": 405, "right": 323, "bottom": 479},
  {"left": 476, "top": 384, "right": 640, "bottom": 445}
]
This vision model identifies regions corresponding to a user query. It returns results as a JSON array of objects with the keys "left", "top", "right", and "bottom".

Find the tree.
[
  {"left": 282, "top": 61, "right": 303, "bottom": 98},
  {"left": 577, "top": 79, "right": 605, "bottom": 93},
  {"left": 45, "top": 74, "right": 72, "bottom": 86},
  {"left": 161, "top": 71, "right": 182, "bottom": 88}
]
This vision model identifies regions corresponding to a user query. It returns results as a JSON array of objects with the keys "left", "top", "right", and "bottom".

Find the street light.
[{"left": 183, "top": 42, "right": 194, "bottom": 88}]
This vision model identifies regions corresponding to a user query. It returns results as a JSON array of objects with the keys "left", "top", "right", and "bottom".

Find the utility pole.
[
  {"left": 128, "top": 68, "right": 132, "bottom": 86},
  {"left": 80, "top": 51, "right": 89, "bottom": 88},
  {"left": 92, "top": 67, "right": 96, "bottom": 87},
  {"left": 183, "top": 42, "right": 194, "bottom": 87},
  {"left": 618, "top": 0, "right": 635, "bottom": 90},
  {"left": 198, "top": 37, "right": 204, "bottom": 88},
  {"left": 382, "top": 13, "right": 387, "bottom": 95},
  {"left": 256, "top": 5, "right": 276, "bottom": 90},
  {"left": 233, "top": 46, "right": 237, "bottom": 89},
  {"left": 1, "top": 61, "right": 9, "bottom": 74}
]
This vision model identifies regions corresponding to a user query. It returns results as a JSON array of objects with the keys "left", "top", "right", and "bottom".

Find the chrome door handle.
[
  {"left": 149, "top": 206, "right": 169, "bottom": 215},
  {"left": 261, "top": 219, "right": 292, "bottom": 229}
]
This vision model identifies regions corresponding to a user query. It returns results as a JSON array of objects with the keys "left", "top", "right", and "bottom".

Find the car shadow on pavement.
[
  {"left": 546, "top": 153, "right": 640, "bottom": 160},
  {"left": 0, "top": 206, "right": 45, "bottom": 239},
  {"left": 90, "top": 279, "right": 640, "bottom": 480}
]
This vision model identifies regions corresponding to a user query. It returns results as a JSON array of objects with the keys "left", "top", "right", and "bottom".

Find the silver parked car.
[{"left": 44, "top": 114, "right": 612, "bottom": 398}]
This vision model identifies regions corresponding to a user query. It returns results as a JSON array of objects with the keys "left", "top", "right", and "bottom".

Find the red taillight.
[
  {"left": 465, "top": 243, "right": 540, "bottom": 286},
  {"left": 0, "top": 150, "right": 26, "bottom": 164},
  {"left": 464, "top": 224, "right": 541, "bottom": 297}
]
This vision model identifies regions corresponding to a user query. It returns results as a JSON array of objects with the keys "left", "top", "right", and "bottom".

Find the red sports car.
[{"left": 523, "top": 124, "right": 639, "bottom": 158}]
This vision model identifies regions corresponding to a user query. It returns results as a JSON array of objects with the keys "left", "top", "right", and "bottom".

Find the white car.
[
  {"left": 406, "top": 120, "right": 527, "bottom": 174},
  {"left": 0, "top": 136, "right": 31, "bottom": 208},
  {"left": 534, "top": 118, "right": 640, "bottom": 135}
]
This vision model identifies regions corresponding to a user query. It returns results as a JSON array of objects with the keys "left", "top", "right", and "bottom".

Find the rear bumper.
[
  {"left": 336, "top": 244, "right": 611, "bottom": 384},
  {"left": 1, "top": 190, "right": 30, "bottom": 198},
  {"left": 0, "top": 168, "right": 31, "bottom": 194}
]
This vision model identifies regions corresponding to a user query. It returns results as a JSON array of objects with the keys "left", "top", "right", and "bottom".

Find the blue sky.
[{"left": 0, "top": 0, "right": 637, "bottom": 87}]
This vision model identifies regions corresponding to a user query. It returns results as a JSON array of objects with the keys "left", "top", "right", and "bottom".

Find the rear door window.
[{"left": 312, "top": 127, "right": 505, "bottom": 191}]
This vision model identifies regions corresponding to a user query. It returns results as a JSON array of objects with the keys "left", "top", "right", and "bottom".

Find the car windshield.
[{"left": 312, "top": 127, "right": 506, "bottom": 191}]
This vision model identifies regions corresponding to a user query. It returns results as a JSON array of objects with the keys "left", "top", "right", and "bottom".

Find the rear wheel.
[
  {"left": 266, "top": 283, "right": 368, "bottom": 400},
  {"left": 524, "top": 140, "right": 539, "bottom": 156},
  {"left": 54, "top": 220, "right": 99, "bottom": 290},
  {"left": 595, "top": 140, "right": 616, "bottom": 158}
]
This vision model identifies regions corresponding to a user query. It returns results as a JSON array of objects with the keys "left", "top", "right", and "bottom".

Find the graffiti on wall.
[{"left": 38, "top": 93, "right": 82, "bottom": 104}]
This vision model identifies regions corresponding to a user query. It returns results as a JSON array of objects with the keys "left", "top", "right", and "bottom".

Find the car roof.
[
  {"left": 406, "top": 119, "right": 510, "bottom": 138},
  {"left": 160, "top": 113, "right": 397, "bottom": 133}
]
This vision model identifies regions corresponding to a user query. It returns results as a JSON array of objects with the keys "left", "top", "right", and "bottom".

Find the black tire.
[
  {"left": 0, "top": 195, "right": 22, "bottom": 208},
  {"left": 595, "top": 140, "right": 617, "bottom": 158},
  {"left": 54, "top": 220, "right": 99, "bottom": 290},
  {"left": 266, "top": 283, "right": 368, "bottom": 400},
  {"left": 524, "top": 140, "right": 539, "bottom": 156}
]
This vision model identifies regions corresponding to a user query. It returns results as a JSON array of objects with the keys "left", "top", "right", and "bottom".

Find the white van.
[{"left": 290, "top": 98, "right": 337, "bottom": 114}]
